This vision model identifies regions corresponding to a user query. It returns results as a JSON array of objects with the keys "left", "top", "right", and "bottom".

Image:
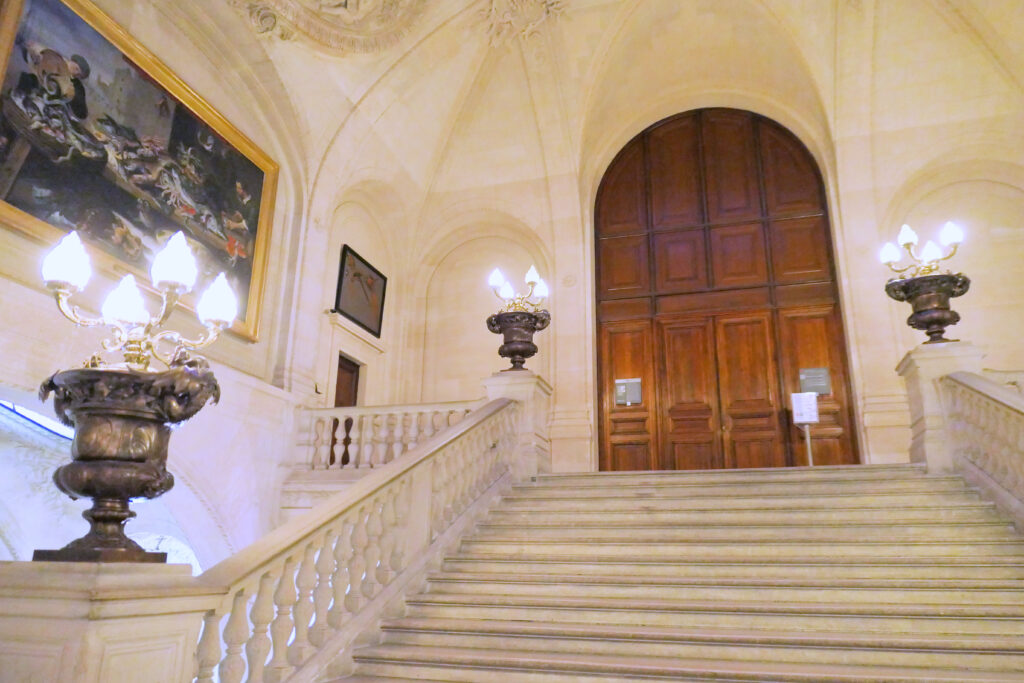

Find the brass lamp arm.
[
  {"left": 151, "top": 324, "right": 223, "bottom": 365},
  {"left": 52, "top": 287, "right": 105, "bottom": 328},
  {"left": 145, "top": 286, "right": 184, "bottom": 336}
]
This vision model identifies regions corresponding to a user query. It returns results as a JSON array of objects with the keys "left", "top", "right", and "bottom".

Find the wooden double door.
[{"left": 596, "top": 109, "right": 858, "bottom": 471}]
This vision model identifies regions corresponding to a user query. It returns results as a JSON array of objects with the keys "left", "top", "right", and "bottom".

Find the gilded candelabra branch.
[{"left": 880, "top": 222, "right": 964, "bottom": 280}]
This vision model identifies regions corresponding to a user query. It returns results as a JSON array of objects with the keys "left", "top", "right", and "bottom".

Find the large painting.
[
  {"left": 0, "top": 0, "right": 277, "bottom": 340},
  {"left": 333, "top": 245, "right": 386, "bottom": 338}
]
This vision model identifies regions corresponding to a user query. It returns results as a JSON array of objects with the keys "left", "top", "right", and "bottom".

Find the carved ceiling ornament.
[
  {"left": 233, "top": 0, "right": 426, "bottom": 52},
  {"left": 483, "top": 0, "right": 564, "bottom": 45}
]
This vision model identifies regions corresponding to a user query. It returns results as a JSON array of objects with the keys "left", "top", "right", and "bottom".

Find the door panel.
[
  {"left": 777, "top": 305, "right": 857, "bottom": 466},
  {"left": 703, "top": 110, "right": 761, "bottom": 223},
  {"left": 598, "top": 235, "right": 650, "bottom": 298},
  {"left": 600, "top": 320, "right": 658, "bottom": 471},
  {"left": 657, "top": 317, "right": 719, "bottom": 470},
  {"left": 759, "top": 120, "right": 823, "bottom": 217},
  {"left": 596, "top": 144, "right": 647, "bottom": 237},
  {"left": 653, "top": 230, "right": 707, "bottom": 293},
  {"left": 770, "top": 216, "right": 830, "bottom": 284},
  {"left": 710, "top": 223, "right": 768, "bottom": 288},
  {"left": 715, "top": 312, "right": 785, "bottom": 469},
  {"left": 649, "top": 115, "right": 703, "bottom": 229}
]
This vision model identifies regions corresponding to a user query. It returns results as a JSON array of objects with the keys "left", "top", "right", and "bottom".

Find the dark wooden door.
[
  {"left": 331, "top": 355, "right": 360, "bottom": 466},
  {"left": 596, "top": 108, "right": 858, "bottom": 471}
]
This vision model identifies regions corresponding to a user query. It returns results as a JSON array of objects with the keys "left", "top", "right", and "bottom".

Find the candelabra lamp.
[
  {"left": 880, "top": 222, "right": 970, "bottom": 344},
  {"left": 486, "top": 266, "right": 551, "bottom": 371},
  {"left": 34, "top": 232, "right": 236, "bottom": 562}
]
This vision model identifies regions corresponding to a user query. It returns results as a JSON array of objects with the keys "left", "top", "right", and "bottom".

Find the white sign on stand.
[{"left": 791, "top": 392, "right": 819, "bottom": 466}]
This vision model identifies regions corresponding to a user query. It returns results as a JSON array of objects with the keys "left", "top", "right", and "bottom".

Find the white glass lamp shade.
[
  {"left": 150, "top": 232, "right": 198, "bottom": 291},
  {"left": 488, "top": 268, "right": 506, "bottom": 289},
  {"left": 102, "top": 275, "right": 151, "bottom": 325},
  {"left": 41, "top": 231, "right": 91, "bottom": 290},
  {"left": 533, "top": 278, "right": 549, "bottom": 299},
  {"left": 939, "top": 221, "right": 964, "bottom": 246},
  {"left": 524, "top": 265, "right": 541, "bottom": 285},
  {"left": 920, "top": 240, "right": 943, "bottom": 263},
  {"left": 879, "top": 242, "right": 902, "bottom": 265},
  {"left": 197, "top": 273, "right": 238, "bottom": 325},
  {"left": 897, "top": 224, "right": 918, "bottom": 246},
  {"left": 498, "top": 281, "right": 516, "bottom": 300}
]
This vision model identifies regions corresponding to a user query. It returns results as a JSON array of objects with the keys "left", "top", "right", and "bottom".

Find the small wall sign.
[{"left": 799, "top": 367, "right": 832, "bottom": 395}]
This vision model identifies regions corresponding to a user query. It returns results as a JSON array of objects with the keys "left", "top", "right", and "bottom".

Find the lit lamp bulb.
[
  {"left": 533, "top": 278, "right": 549, "bottom": 299},
  {"left": 197, "top": 273, "right": 238, "bottom": 326},
  {"left": 488, "top": 268, "right": 506, "bottom": 290},
  {"left": 41, "top": 231, "right": 91, "bottom": 291},
  {"left": 919, "top": 240, "right": 943, "bottom": 264},
  {"left": 498, "top": 281, "right": 515, "bottom": 301},
  {"left": 939, "top": 221, "right": 964, "bottom": 246},
  {"left": 879, "top": 242, "right": 902, "bottom": 265},
  {"left": 524, "top": 265, "right": 541, "bottom": 285},
  {"left": 102, "top": 275, "right": 151, "bottom": 325},
  {"left": 897, "top": 224, "right": 918, "bottom": 246},
  {"left": 150, "top": 232, "right": 198, "bottom": 292}
]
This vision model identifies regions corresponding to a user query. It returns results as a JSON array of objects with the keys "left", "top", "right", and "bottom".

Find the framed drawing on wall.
[
  {"left": 0, "top": 0, "right": 278, "bottom": 341},
  {"left": 333, "top": 245, "right": 386, "bottom": 338}
]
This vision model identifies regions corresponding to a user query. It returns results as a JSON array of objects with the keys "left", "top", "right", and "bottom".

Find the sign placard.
[
  {"left": 791, "top": 392, "right": 819, "bottom": 424},
  {"left": 799, "top": 367, "right": 832, "bottom": 395},
  {"left": 614, "top": 378, "right": 642, "bottom": 406}
]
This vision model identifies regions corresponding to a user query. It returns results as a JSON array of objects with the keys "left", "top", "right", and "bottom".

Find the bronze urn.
[
  {"left": 884, "top": 273, "right": 970, "bottom": 344},
  {"left": 487, "top": 310, "right": 551, "bottom": 371}
]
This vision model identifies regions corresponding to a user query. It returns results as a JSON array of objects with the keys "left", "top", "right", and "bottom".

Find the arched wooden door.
[{"left": 596, "top": 109, "right": 858, "bottom": 471}]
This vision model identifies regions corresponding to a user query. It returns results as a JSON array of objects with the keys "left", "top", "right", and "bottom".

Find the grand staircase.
[{"left": 339, "top": 463, "right": 1024, "bottom": 681}]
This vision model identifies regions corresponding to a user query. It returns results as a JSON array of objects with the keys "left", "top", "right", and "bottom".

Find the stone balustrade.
[
  {"left": 941, "top": 371, "right": 1024, "bottom": 527},
  {"left": 302, "top": 400, "right": 481, "bottom": 470}
]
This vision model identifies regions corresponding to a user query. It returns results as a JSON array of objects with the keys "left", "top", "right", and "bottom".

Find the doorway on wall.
[
  {"left": 595, "top": 108, "right": 859, "bottom": 472},
  {"left": 330, "top": 354, "right": 360, "bottom": 466}
]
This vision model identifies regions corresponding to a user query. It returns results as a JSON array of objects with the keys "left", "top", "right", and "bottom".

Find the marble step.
[
  {"left": 510, "top": 476, "right": 967, "bottom": 498},
  {"left": 423, "top": 573, "right": 1024, "bottom": 605},
  {"left": 472, "top": 521, "right": 1017, "bottom": 541},
  {"left": 442, "top": 556, "right": 1024, "bottom": 580},
  {"left": 351, "top": 644, "right": 1024, "bottom": 682},
  {"left": 458, "top": 537, "right": 1024, "bottom": 560},
  {"left": 497, "top": 490, "right": 984, "bottom": 510},
  {"left": 486, "top": 503, "right": 1005, "bottom": 525},
  {"left": 378, "top": 617, "right": 1024, "bottom": 670},
  {"left": 404, "top": 593, "right": 1024, "bottom": 635},
  {"left": 533, "top": 464, "right": 927, "bottom": 487}
]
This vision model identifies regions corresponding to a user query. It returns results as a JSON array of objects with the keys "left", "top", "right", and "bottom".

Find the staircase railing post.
[
  {"left": 483, "top": 370, "right": 552, "bottom": 479},
  {"left": 896, "top": 341, "right": 984, "bottom": 472}
]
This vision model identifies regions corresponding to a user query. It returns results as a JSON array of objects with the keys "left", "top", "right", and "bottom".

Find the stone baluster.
[
  {"left": 376, "top": 489, "right": 397, "bottom": 586},
  {"left": 289, "top": 544, "right": 317, "bottom": 664},
  {"left": 362, "top": 499, "right": 384, "bottom": 598},
  {"left": 246, "top": 572, "right": 275, "bottom": 683},
  {"left": 389, "top": 412, "right": 403, "bottom": 462},
  {"left": 391, "top": 479, "right": 410, "bottom": 572},
  {"left": 265, "top": 560, "right": 297, "bottom": 683},
  {"left": 195, "top": 610, "right": 223, "bottom": 683},
  {"left": 369, "top": 414, "right": 384, "bottom": 467},
  {"left": 350, "top": 414, "right": 366, "bottom": 468},
  {"left": 407, "top": 411, "right": 420, "bottom": 450},
  {"left": 423, "top": 411, "right": 439, "bottom": 439},
  {"left": 310, "top": 417, "right": 326, "bottom": 470},
  {"left": 310, "top": 529, "right": 337, "bottom": 647},
  {"left": 218, "top": 590, "right": 249, "bottom": 683},
  {"left": 347, "top": 511, "right": 368, "bottom": 611},
  {"left": 430, "top": 459, "right": 446, "bottom": 539},
  {"left": 328, "top": 521, "right": 354, "bottom": 629}
]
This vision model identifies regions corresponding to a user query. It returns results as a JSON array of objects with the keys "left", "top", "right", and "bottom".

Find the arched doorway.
[{"left": 595, "top": 108, "right": 858, "bottom": 471}]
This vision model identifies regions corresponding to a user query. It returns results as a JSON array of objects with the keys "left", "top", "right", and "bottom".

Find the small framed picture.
[{"left": 333, "top": 245, "right": 386, "bottom": 337}]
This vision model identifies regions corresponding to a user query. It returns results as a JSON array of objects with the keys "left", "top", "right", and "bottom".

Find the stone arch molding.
[{"left": 231, "top": 0, "right": 427, "bottom": 52}]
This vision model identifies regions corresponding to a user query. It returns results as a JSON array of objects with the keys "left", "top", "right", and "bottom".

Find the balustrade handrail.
[
  {"left": 944, "top": 371, "right": 1024, "bottom": 416},
  {"left": 200, "top": 398, "right": 512, "bottom": 589},
  {"left": 307, "top": 399, "right": 482, "bottom": 418},
  {"left": 192, "top": 397, "right": 519, "bottom": 682}
]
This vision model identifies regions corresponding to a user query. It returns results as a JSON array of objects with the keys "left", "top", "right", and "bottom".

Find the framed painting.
[
  {"left": 0, "top": 0, "right": 278, "bottom": 340},
  {"left": 333, "top": 245, "right": 386, "bottom": 338}
]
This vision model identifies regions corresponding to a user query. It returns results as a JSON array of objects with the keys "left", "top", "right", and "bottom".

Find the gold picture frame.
[{"left": 0, "top": 0, "right": 278, "bottom": 341}]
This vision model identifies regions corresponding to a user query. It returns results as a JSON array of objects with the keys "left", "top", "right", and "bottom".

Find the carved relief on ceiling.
[
  {"left": 233, "top": 0, "right": 427, "bottom": 52},
  {"left": 483, "top": 0, "right": 564, "bottom": 44}
]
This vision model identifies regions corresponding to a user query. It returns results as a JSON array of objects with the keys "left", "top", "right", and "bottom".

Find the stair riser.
[
  {"left": 473, "top": 524, "right": 1016, "bottom": 542},
  {"left": 404, "top": 602, "right": 1024, "bottom": 635},
  {"left": 510, "top": 479, "right": 967, "bottom": 498},
  {"left": 380, "top": 630, "right": 1024, "bottom": 671},
  {"left": 443, "top": 558, "right": 1024, "bottom": 580},
  {"left": 487, "top": 507, "right": 1004, "bottom": 525},
  {"left": 460, "top": 540, "right": 1024, "bottom": 559},
  {"left": 423, "top": 581, "right": 1024, "bottom": 605},
  {"left": 498, "top": 492, "right": 982, "bottom": 510},
  {"left": 535, "top": 466, "right": 926, "bottom": 487},
  {"left": 353, "top": 662, "right": 692, "bottom": 683}
]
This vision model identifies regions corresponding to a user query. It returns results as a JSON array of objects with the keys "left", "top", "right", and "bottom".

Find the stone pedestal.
[
  {"left": 483, "top": 370, "right": 552, "bottom": 479},
  {"left": 0, "top": 562, "right": 219, "bottom": 683},
  {"left": 896, "top": 341, "right": 984, "bottom": 472}
]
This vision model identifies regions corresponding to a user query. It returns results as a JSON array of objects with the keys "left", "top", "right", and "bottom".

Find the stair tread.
[
  {"left": 408, "top": 591, "right": 1024, "bottom": 616},
  {"left": 426, "top": 570, "right": 1024, "bottom": 589},
  {"left": 379, "top": 616, "right": 1024, "bottom": 651},
  {"left": 353, "top": 644, "right": 1024, "bottom": 681},
  {"left": 450, "top": 553, "right": 1024, "bottom": 566}
]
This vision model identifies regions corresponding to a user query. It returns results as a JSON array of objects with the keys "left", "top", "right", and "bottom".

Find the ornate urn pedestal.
[
  {"left": 884, "top": 273, "right": 970, "bottom": 344},
  {"left": 34, "top": 361, "right": 219, "bottom": 563},
  {"left": 487, "top": 310, "right": 550, "bottom": 371}
]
